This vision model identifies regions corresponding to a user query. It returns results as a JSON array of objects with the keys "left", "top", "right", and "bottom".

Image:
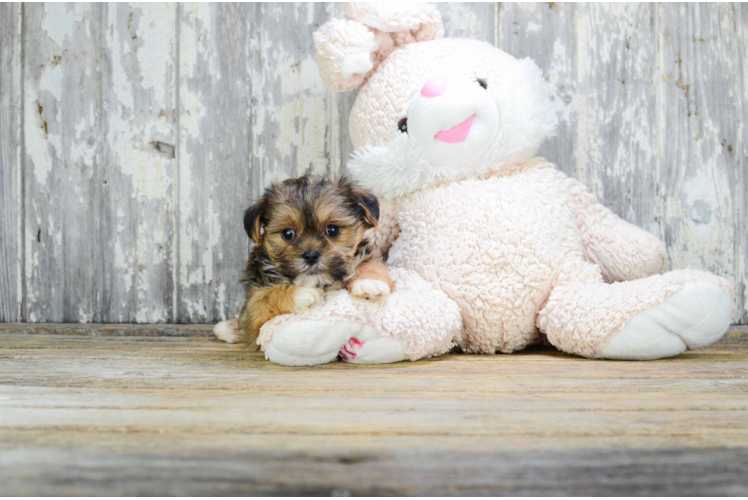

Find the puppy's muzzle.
[{"left": 302, "top": 250, "right": 321, "bottom": 265}]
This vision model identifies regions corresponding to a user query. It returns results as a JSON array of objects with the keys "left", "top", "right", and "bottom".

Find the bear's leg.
[
  {"left": 256, "top": 268, "right": 462, "bottom": 366},
  {"left": 337, "top": 327, "right": 406, "bottom": 364},
  {"left": 263, "top": 320, "right": 362, "bottom": 366},
  {"left": 537, "top": 269, "right": 732, "bottom": 360}
]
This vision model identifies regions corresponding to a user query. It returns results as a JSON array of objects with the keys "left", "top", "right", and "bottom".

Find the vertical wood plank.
[
  {"left": 23, "top": 4, "right": 104, "bottom": 322},
  {"left": 99, "top": 3, "right": 177, "bottom": 322},
  {"left": 498, "top": 2, "right": 576, "bottom": 177},
  {"left": 178, "top": 3, "right": 341, "bottom": 323},
  {"left": 573, "top": 4, "right": 659, "bottom": 235},
  {"left": 0, "top": 3, "right": 23, "bottom": 321},
  {"left": 440, "top": 3, "right": 496, "bottom": 43},
  {"left": 739, "top": 4, "right": 748, "bottom": 324},
  {"left": 332, "top": 2, "right": 357, "bottom": 174},
  {"left": 177, "top": 4, "right": 252, "bottom": 323},
  {"left": 658, "top": 4, "right": 741, "bottom": 322},
  {"left": 23, "top": 3, "right": 177, "bottom": 323},
  {"left": 252, "top": 3, "right": 339, "bottom": 183}
]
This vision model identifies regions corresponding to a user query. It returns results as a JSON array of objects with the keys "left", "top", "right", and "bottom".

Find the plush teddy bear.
[{"left": 215, "top": 2, "right": 732, "bottom": 366}]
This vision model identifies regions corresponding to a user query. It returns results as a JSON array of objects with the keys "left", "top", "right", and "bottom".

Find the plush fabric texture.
[
  {"left": 538, "top": 269, "right": 732, "bottom": 359},
  {"left": 313, "top": 19, "right": 379, "bottom": 91},
  {"left": 599, "top": 281, "right": 732, "bottom": 360},
  {"left": 250, "top": 2, "right": 733, "bottom": 365},
  {"left": 259, "top": 267, "right": 461, "bottom": 361},
  {"left": 313, "top": 3, "right": 443, "bottom": 91}
]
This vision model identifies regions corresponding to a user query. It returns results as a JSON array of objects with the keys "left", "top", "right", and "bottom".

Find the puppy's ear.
[
  {"left": 243, "top": 198, "right": 267, "bottom": 244},
  {"left": 352, "top": 186, "right": 380, "bottom": 228}
]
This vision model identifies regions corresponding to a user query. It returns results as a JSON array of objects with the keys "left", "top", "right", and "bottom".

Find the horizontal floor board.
[{"left": 1, "top": 326, "right": 747, "bottom": 495}]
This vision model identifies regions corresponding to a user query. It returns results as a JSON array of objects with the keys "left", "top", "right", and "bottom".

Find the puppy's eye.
[
  {"left": 281, "top": 228, "right": 296, "bottom": 242},
  {"left": 398, "top": 118, "right": 408, "bottom": 134},
  {"left": 476, "top": 79, "right": 488, "bottom": 90},
  {"left": 325, "top": 225, "right": 340, "bottom": 238}
]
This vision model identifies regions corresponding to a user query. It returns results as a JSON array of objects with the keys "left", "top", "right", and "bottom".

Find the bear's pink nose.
[{"left": 420, "top": 76, "right": 448, "bottom": 98}]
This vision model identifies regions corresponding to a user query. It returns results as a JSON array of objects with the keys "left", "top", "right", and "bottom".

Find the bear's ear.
[
  {"left": 345, "top": 3, "right": 443, "bottom": 45},
  {"left": 314, "top": 3, "right": 443, "bottom": 91},
  {"left": 313, "top": 18, "right": 381, "bottom": 91}
]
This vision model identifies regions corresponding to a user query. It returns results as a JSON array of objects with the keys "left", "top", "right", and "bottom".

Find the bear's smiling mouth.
[{"left": 434, "top": 115, "right": 475, "bottom": 144}]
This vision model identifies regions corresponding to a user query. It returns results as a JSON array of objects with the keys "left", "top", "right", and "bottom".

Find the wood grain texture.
[
  {"left": 1, "top": 326, "right": 747, "bottom": 495},
  {"left": 2, "top": 3, "right": 747, "bottom": 324},
  {"left": 576, "top": 4, "right": 660, "bottom": 234},
  {"left": 0, "top": 3, "right": 22, "bottom": 322},
  {"left": 22, "top": 4, "right": 177, "bottom": 323},
  {"left": 738, "top": 4, "right": 748, "bottom": 324},
  {"left": 177, "top": 4, "right": 253, "bottom": 323},
  {"left": 440, "top": 2, "right": 496, "bottom": 43},
  {"left": 252, "top": 3, "right": 340, "bottom": 182},
  {"left": 99, "top": 4, "right": 177, "bottom": 322},
  {"left": 498, "top": 2, "right": 577, "bottom": 177},
  {"left": 658, "top": 4, "right": 742, "bottom": 322},
  {"left": 22, "top": 4, "right": 105, "bottom": 322}
]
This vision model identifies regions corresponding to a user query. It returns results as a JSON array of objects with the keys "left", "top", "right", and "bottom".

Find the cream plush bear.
[{"left": 215, "top": 3, "right": 732, "bottom": 366}]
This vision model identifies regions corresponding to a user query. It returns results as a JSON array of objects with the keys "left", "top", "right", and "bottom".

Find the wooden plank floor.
[{"left": 1, "top": 324, "right": 748, "bottom": 496}]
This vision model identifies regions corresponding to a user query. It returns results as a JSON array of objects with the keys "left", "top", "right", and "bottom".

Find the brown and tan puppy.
[{"left": 223, "top": 175, "right": 393, "bottom": 350}]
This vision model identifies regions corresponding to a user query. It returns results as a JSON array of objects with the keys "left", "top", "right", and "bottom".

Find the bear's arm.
[
  {"left": 364, "top": 198, "right": 400, "bottom": 259},
  {"left": 561, "top": 173, "right": 667, "bottom": 282}
]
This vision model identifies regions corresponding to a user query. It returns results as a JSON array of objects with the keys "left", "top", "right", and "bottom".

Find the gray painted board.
[
  {"left": 23, "top": 4, "right": 177, "bottom": 323},
  {"left": 498, "top": 2, "right": 577, "bottom": 178},
  {"left": 575, "top": 3, "right": 659, "bottom": 233},
  {"left": 0, "top": 3, "right": 22, "bottom": 322},
  {"left": 733, "top": 2, "right": 748, "bottom": 324},
  {"left": 658, "top": 3, "right": 742, "bottom": 313},
  {"left": 740, "top": 4, "right": 748, "bottom": 324},
  {"left": 2, "top": 3, "right": 746, "bottom": 324},
  {"left": 23, "top": 4, "right": 106, "bottom": 322},
  {"left": 99, "top": 3, "right": 177, "bottom": 323},
  {"left": 177, "top": 3, "right": 253, "bottom": 323}
]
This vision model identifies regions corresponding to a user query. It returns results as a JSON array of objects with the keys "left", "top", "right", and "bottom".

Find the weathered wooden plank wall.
[
  {"left": 0, "top": 3, "right": 746, "bottom": 324},
  {"left": 0, "top": 3, "right": 22, "bottom": 322}
]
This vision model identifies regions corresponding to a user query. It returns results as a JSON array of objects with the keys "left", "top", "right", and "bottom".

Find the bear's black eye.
[
  {"left": 476, "top": 79, "right": 488, "bottom": 90},
  {"left": 325, "top": 225, "right": 340, "bottom": 238},
  {"left": 281, "top": 228, "right": 296, "bottom": 242},
  {"left": 398, "top": 118, "right": 408, "bottom": 134}
]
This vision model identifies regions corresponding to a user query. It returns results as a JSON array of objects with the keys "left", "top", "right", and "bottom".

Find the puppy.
[{"left": 226, "top": 175, "right": 393, "bottom": 350}]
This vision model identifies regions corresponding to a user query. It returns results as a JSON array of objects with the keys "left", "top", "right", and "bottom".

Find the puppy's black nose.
[{"left": 302, "top": 250, "right": 320, "bottom": 264}]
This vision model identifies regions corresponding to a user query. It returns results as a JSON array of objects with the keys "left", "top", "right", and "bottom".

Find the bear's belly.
[{"left": 389, "top": 174, "right": 585, "bottom": 353}]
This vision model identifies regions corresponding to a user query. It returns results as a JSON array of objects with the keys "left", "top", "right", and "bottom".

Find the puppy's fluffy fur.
[{"left": 235, "top": 175, "right": 393, "bottom": 350}]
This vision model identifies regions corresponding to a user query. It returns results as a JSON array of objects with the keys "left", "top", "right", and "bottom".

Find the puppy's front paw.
[
  {"left": 292, "top": 286, "right": 324, "bottom": 313},
  {"left": 350, "top": 279, "right": 391, "bottom": 303}
]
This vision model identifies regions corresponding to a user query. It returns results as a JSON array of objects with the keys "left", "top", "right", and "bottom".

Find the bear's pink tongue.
[{"left": 434, "top": 115, "right": 475, "bottom": 144}]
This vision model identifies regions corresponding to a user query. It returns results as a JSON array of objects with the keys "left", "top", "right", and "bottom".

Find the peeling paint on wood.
[
  {"left": 100, "top": 3, "right": 177, "bottom": 323},
  {"left": 177, "top": 3, "right": 252, "bottom": 323},
  {"left": 576, "top": 4, "right": 659, "bottom": 234},
  {"left": 2, "top": 3, "right": 747, "bottom": 324},
  {"left": 498, "top": 2, "right": 576, "bottom": 177},
  {"left": 253, "top": 3, "right": 340, "bottom": 182},
  {"left": 658, "top": 4, "right": 742, "bottom": 318},
  {"left": 737, "top": 4, "right": 748, "bottom": 324},
  {"left": 0, "top": 3, "right": 23, "bottom": 322},
  {"left": 441, "top": 3, "right": 496, "bottom": 43},
  {"left": 22, "top": 4, "right": 177, "bottom": 323},
  {"left": 23, "top": 3, "right": 105, "bottom": 323}
]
